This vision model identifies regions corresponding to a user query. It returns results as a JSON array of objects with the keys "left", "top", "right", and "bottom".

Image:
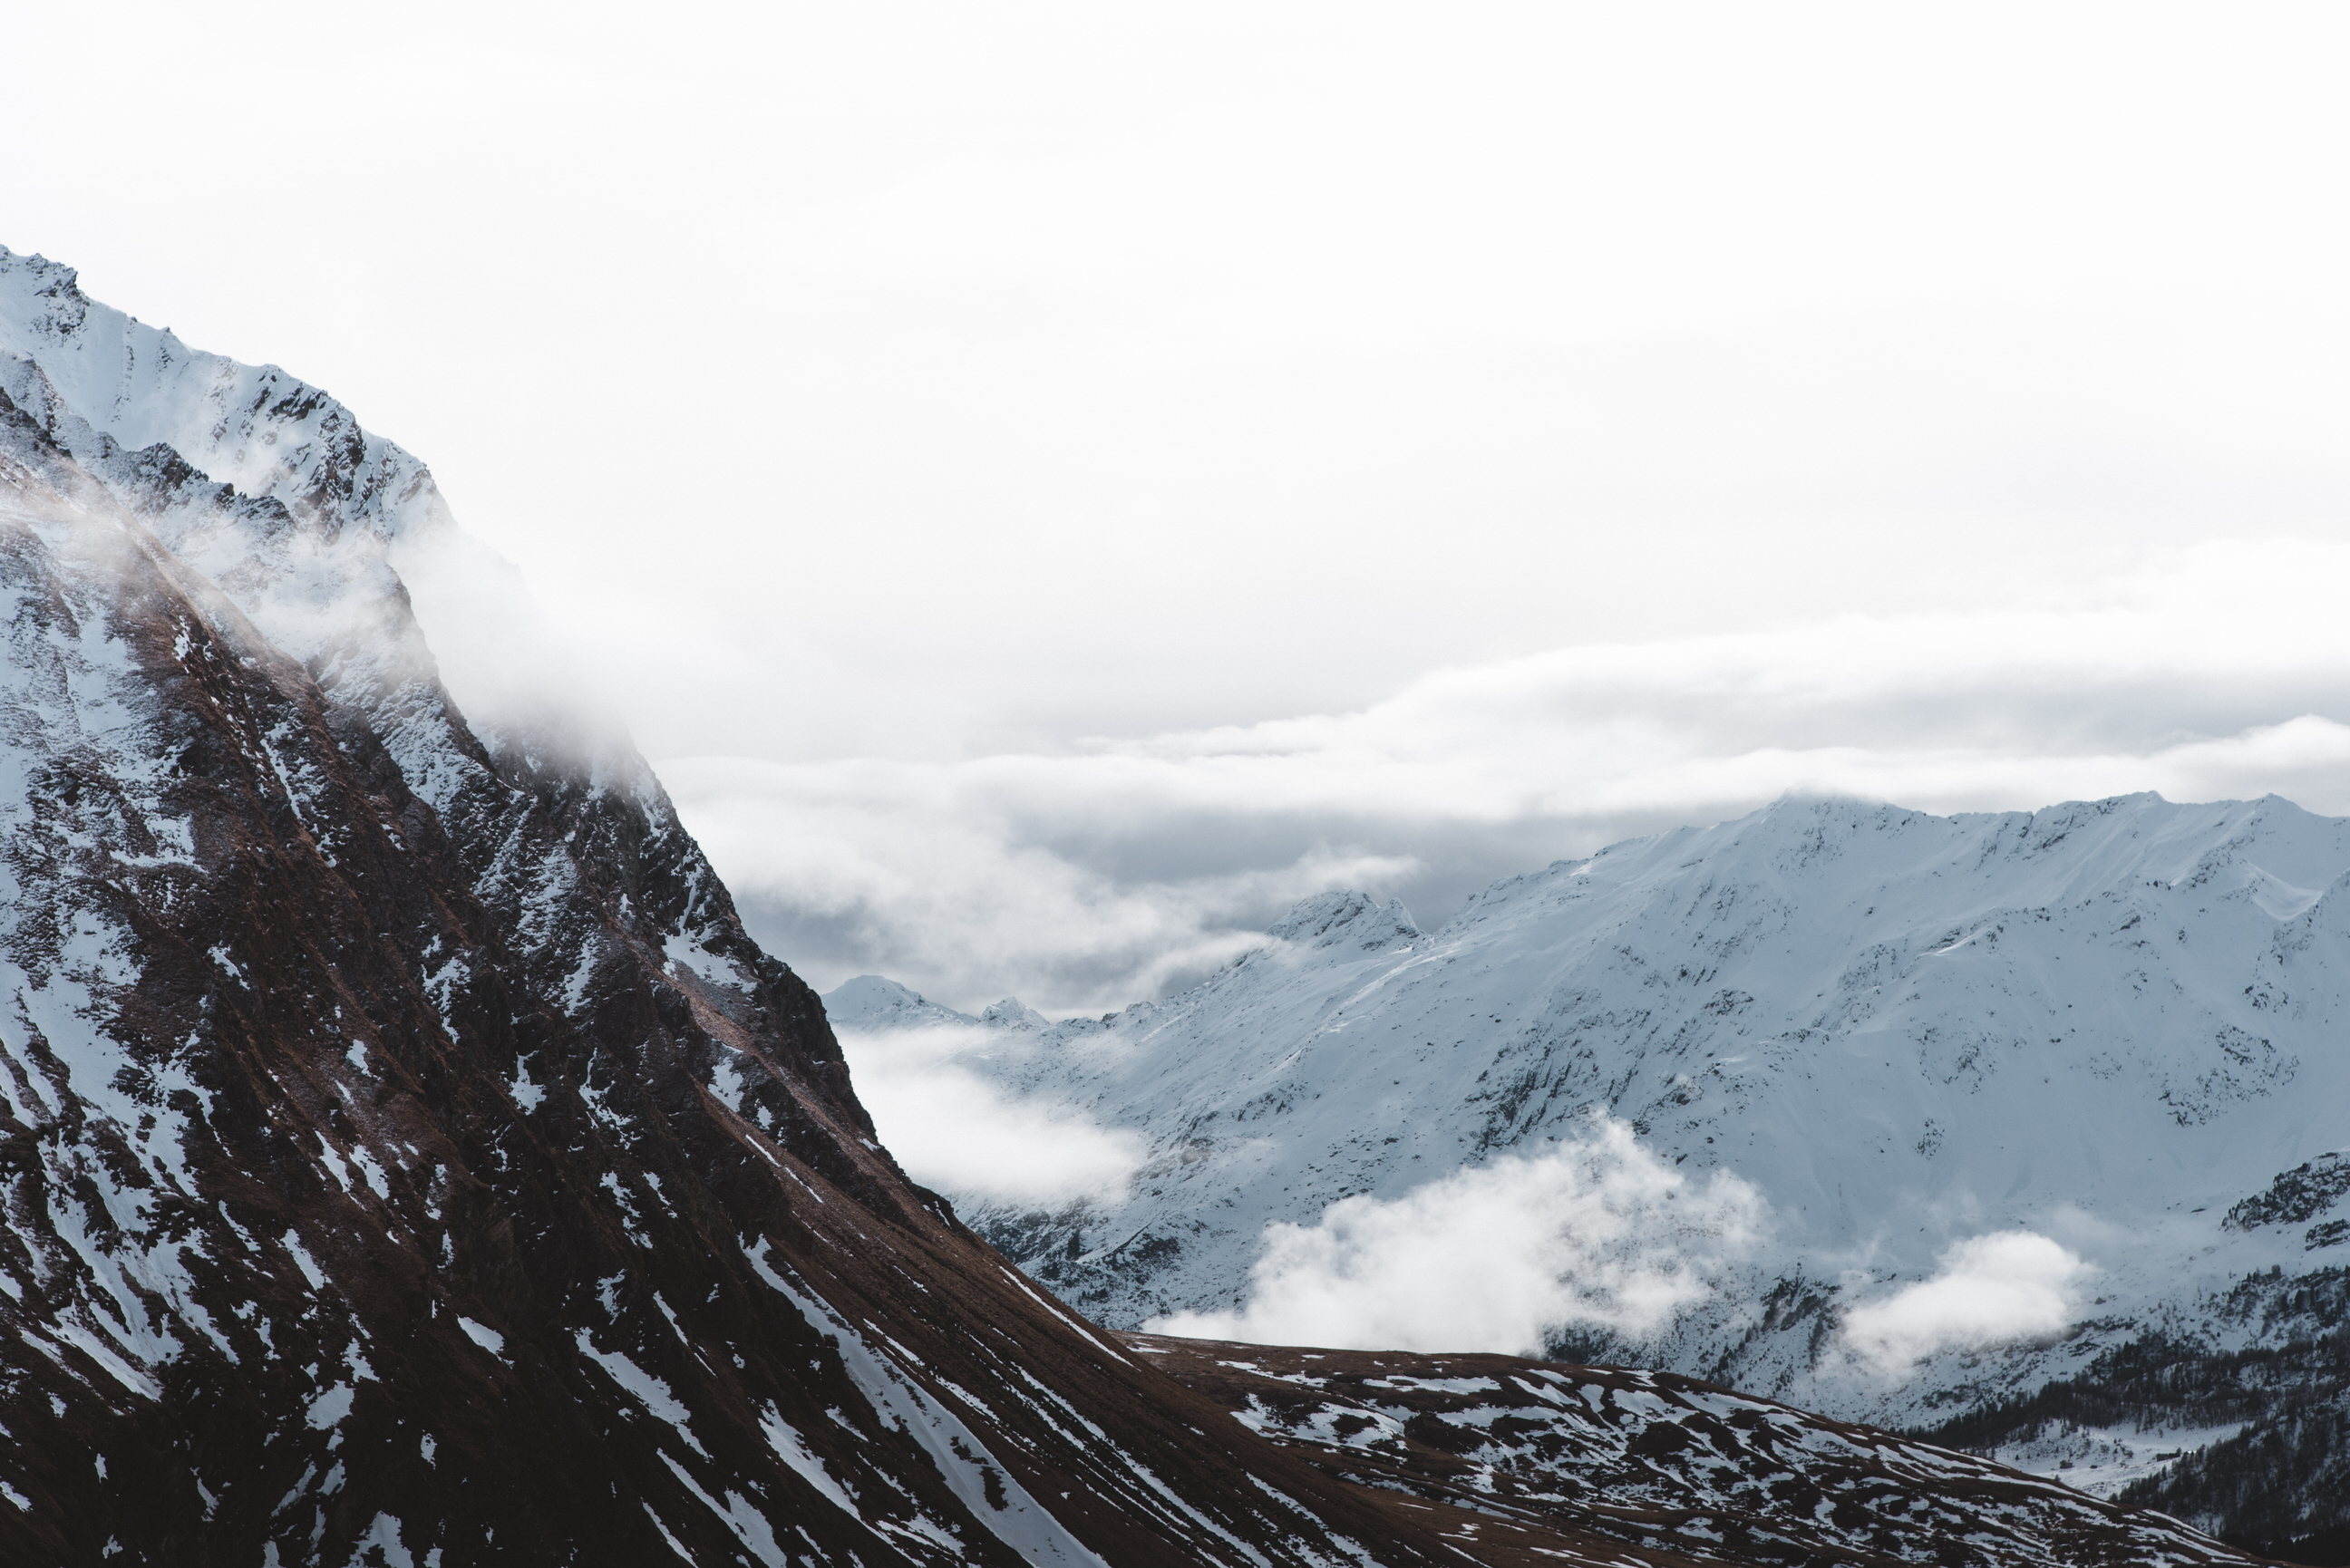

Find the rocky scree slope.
[
  {"left": 1128, "top": 1334, "right": 2264, "bottom": 1568},
  {"left": 0, "top": 248, "right": 1520, "bottom": 1568}
]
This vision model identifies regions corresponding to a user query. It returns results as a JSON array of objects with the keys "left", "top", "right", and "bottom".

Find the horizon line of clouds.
[
  {"left": 675, "top": 711, "right": 2350, "bottom": 1015},
  {"left": 666, "top": 537, "right": 2350, "bottom": 1015}
]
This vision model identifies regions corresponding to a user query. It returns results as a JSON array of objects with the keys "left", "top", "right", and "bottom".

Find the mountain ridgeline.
[
  {"left": 834, "top": 793, "right": 2350, "bottom": 1556},
  {"left": 0, "top": 245, "right": 2290, "bottom": 1566}
]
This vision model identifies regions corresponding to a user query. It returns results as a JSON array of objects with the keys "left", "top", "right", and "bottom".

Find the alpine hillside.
[{"left": 831, "top": 793, "right": 2350, "bottom": 1553}]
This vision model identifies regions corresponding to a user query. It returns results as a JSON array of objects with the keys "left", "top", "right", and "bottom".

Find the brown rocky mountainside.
[
  {"left": 0, "top": 345, "right": 1454, "bottom": 1564},
  {"left": 0, "top": 249, "right": 2292, "bottom": 1565},
  {"left": 1127, "top": 1335, "right": 2273, "bottom": 1568}
]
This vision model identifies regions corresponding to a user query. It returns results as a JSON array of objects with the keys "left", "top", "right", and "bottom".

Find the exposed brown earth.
[{"left": 1125, "top": 1333, "right": 2282, "bottom": 1568}]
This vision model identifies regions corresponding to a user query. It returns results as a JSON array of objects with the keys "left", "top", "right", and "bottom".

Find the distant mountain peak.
[
  {"left": 821, "top": 973, "right": 976, "bottom": 1031},
  {"left": 1265, "top": 889, "right": 1422, "bottom": 951},
  {"left": 978, "top": 996, "right": 1051, "bottom": 1031}
]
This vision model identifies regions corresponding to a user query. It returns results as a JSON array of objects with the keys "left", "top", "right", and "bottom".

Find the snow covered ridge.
[
  {"left": 0, "top": 247, "right": 708, "bottom": 997},
  {"left": 0, "top": 251, "right": 443, "bottom": 546},
  {"left": 837, "top": 794, "right": 2350, "bottom": 1426}
]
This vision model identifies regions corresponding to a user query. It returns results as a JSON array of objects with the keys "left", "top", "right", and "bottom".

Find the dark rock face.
[
  {"left": 2227, "top": 1155, "right": 2350, "bottom": 1237},
  {"left": 1127, "top": 1335, "right": 2271, "bottom": 1568}
]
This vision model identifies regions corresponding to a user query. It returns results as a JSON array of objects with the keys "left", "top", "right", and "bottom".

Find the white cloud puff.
[
  {"left": 1149, "top": 1116, "right": 1764, "bottom": 1357},
  {"left": 1840, "top": 1231, "right": 2093, "bottom": 1375}
]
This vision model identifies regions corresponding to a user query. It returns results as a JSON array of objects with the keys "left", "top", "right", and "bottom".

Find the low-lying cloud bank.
[
  {"left": 667, "top": 539, "right": 2350, "bottom": 1015},
  {"left": 1840, "top": 1232, "right": 2093, "bottom": 1375},
  {"left": 1150, "top": 1117, "right": 1765, "bottom": 1357},
  {"left": 832, "top": 1025, "right": 1143, "bottom": 1205}
]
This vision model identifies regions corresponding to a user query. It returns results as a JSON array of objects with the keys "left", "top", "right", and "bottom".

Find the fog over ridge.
[
  {"left": 673, "top": 537, "right": 2350, "bottom": 1016},
  {"left": 14, "top": 5, "right": 2350, "bottom": 1032}
]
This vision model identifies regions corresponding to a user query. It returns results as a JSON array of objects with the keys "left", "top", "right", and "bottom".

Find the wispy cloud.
[
  {"left": 1840, "top": 1231, "right": 2093, "bottom": 1375},
  {"left": 667, "top": 754, "right": 1423, "bottom": 1014},
  {"left": 1148, "top": 1116, "right": 1764, "bottom": 1357}
]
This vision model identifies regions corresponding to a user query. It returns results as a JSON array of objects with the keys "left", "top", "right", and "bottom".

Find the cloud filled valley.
[
  {"left": 818, "top": 781, "right": 2350, "bottom": 1516},
  {"left": 831, "top": 1022, "right": 1146, "bottom": 1205}
]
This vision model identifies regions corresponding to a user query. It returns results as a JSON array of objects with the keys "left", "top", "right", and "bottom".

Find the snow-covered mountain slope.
[
  {"left": 0, "top": 252, "right": 1562, "bottom": 1567},
  {"left": 0, "top": 248, "right": 452, "bottom": 728},
  {"left": 0, "top": 248, "right": 677, "bottom": 1012},
  {"left": 841, "top": 793, "right": 2350, "bottom": 1428}
]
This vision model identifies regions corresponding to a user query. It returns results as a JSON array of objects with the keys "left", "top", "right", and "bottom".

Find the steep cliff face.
[{"left": 0, "top": 252, "right": 1470, "bottom": 1568}]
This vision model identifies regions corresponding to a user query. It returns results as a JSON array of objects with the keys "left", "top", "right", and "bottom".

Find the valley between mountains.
[
  {"left": 831, "top": 799, "right": 2350, "bottom": 1562},
  {"left": 0, "top": 243, "right": 2327, "bottom": 1565}
]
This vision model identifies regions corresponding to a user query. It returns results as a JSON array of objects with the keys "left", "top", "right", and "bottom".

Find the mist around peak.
[{"left": 682, "top": 537, "right": 2350, "bottom": 1019}]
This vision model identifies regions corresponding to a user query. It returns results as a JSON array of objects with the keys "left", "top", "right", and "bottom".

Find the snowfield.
[{"left": 830, "top": 791, "right": 2350, "bottom": 1428}]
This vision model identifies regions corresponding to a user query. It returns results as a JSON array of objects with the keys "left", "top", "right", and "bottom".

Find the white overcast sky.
[{"left": 8, "top": 2, "right": 2350, "bottom": 1011}]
